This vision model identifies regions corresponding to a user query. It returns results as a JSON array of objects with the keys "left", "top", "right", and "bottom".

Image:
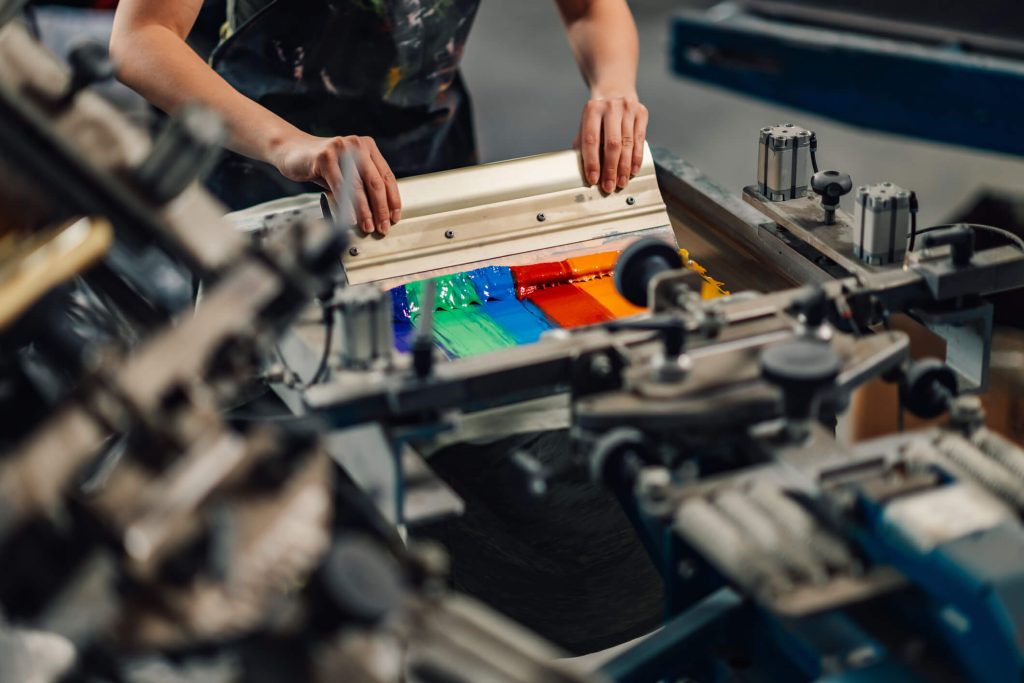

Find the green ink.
[
  {"left": 405, "top": 273, "right": 481, "bottom": 317},
  {"left": 432, "top": 309, "right": 518, "bottom": 357}
]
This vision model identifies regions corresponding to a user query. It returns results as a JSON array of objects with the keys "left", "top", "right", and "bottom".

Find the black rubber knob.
[
  {"left": 899, "top": 358, "right": 958, "bottom": 419},
  {"left": 761, "top": 339, "right": 841, "bottom": 422},
  {"left": 811, "top": 170, "right": 853, "bottom": 208},
  {"left": 64, "top": 41, "right": 115, "bottom": 101},
  {"left": 321, "top": 535, "right": 405, "bottom": 625},
  {"left": 589, "top": 427, "right": 651, "bottom": 494},
  {"left": 789, "top": 286, "right": 829, "bottom": 328},
  {"left": 614, "top": 239, "right": 684, "bottom": 307}
]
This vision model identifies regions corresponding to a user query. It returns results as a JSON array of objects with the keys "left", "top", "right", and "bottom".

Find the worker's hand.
[
  {"left": 272, "top": 133, "right": 401, "bottom": 235},
  {"left": 574, "top": 94, "right": 649, "bottom": 194}
]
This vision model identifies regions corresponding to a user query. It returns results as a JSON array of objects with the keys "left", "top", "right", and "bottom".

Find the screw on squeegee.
[
  {"left": 536, "top": 213, "right": 547, "bottom": 222},
  {"left": 444, "top": 230, "right": 455, "bottom": 239},
  {"left": 348, "top": 247, "right": 359, "bottom": 257},
  {"left": 626, "top": 196, "right": 637, "bottom": 206}
]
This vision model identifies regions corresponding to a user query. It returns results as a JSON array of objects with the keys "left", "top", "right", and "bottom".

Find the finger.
[
  {"left": 617, "top": 108, "right": 636, "bottom": 189},
  {"left": 632, "top": 106, "right": 649, "bottom": 176},
  {"left": 358, "top": 153, "right": 391, "bottom": 235},
  {"left": 342, "top": 166, "right": 374, "bottom": 234},
  {"left": 318, "top": 153, "right": 355, "bottom": 225},
  {"left": 368, "top": 141, "right": 402, "bottom": 224},
  {"left": 579, "top": 102, "right": 602, "bottom": 186},
  {"left": 601, "top": 101, "right": 624, "bottom": 194}
]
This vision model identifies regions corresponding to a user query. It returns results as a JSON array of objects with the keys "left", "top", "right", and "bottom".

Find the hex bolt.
[
  {"left": 444, "top": 230, "right": 455, "bottom": 239},
  {"left": 678, "top": 559, "right": 697, "bottom": 580},
  {"left": 639, "top": 470, "right": 670, "bottom": 499},
  {"left": 589, "top": 353, "right": 614, "bottom": 378},
  {"left": 348, "top": 247, "right": 359, "bottom": 257},
  {"left": 626, "top": 196, "right": 637, "bottom": 206},
  {"left": 536, "top": 212, "right": 547, "bottom": 222},
  {"left": 950, "top": 395, "right": 985, "bottom": 434}
]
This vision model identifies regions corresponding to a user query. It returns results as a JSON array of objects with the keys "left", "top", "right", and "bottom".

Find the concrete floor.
[{"left": 461, "top": 0, "right": 1024, "bottom": 227}]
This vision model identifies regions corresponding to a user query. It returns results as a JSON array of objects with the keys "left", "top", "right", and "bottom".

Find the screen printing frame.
[{"left": 257, "top": 147, "right": 842, "bottom": 527}]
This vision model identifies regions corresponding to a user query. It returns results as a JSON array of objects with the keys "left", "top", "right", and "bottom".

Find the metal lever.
[
  {"left": 412, "top": 280, "right": 436, "bottom": 379},
  {"left": 921, "top": 225, "right": 975, "bottom": 267}
]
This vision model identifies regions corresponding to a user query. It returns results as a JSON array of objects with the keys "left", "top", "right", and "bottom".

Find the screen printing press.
[
  {"left": 6, "top": 16, "right": 1024, "bottom": 683},
  {"left": 227, "top": 124, "right": 1024, "bottom": 683}
]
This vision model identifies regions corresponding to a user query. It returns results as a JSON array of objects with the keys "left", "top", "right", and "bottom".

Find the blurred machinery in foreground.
[
  {"left": 4, "top": 7, "right": 1024, "bottom": 683},
  {"left": 0, "top": 21, "right": 601, "bottom": 683}
]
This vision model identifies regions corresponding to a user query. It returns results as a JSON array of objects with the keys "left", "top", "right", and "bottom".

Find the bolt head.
[
  {"left": 536, "top": 212, "right": 547, "bottom": 222},
  {"left": 626, "top": 196, "right": 637, "bottom": 206},
  {"left": 589, "top": 353, "right": 614, "bottom": 378},
  {"left": 637, "top": 466, "right": 672, "bottom": 499},
  {"left": 348, "top": 247, "right": 359, "bottom": 257},
  {"left": 444, "top": 230, "right": 455, "bottom": 239}
]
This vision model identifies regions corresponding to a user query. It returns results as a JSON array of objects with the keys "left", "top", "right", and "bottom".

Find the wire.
[
  {"left": 914, "top": 222, "right": 1024, "bottom": 252},
  {"left": 270, "top": 301, "right": 334, "bottom": 390},
  {"left": 306, "top": 317, "right": 334, "bottom": 386},
  {"left": 809, "top": 133, "right": 819, "bottom": 174},
  {"left": 907, "top": 192, "right": 919, "bottom": 252}
]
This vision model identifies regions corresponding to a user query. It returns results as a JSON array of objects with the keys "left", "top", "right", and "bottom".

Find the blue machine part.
[
  {"left": 670, "top": 7, "right": 1024, "bottom": 157},
  {"left": 852, "top": 485, "right": 1024, "bottom": 683}
]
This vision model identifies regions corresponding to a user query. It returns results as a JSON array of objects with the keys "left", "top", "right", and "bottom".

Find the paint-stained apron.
[{"left": 206, "top": 0, "right": 481, "bottom": 209}]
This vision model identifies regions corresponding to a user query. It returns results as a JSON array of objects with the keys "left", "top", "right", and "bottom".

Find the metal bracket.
[{"left": 910, "top": 302, "right": 994, "bottom": 393}]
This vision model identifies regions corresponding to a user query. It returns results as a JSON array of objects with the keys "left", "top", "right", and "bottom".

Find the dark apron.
[
  {"left": 208, "top": 1, "right": 664, "bottom": 651},
  {"left": 206, "top": 0, "right": 481, "bottom": 210}
]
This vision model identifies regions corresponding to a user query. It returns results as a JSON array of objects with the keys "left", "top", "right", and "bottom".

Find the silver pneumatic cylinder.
[{"left": 757, "top": 123, "right": 813, "bottom": 201}]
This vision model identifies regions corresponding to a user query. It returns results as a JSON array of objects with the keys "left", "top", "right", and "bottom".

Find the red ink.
[{"left": 527, "top": 284, "right": 616, "bottom": 327}]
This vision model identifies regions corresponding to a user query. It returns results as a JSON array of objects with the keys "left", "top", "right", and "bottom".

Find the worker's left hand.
[{"left": 574, "top": 93, "right": 649, "bottom": 194}]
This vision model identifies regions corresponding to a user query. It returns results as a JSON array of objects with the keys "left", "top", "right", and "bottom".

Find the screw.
[
  {"left": 589, "top": 353, "right": 614, "bottom": 378},
  {"left": 636, "top": 466, "right": 674, "bottom": 518},
  {"left": 637, "top": 467, "right": 671, "bottom": 501},
  {"left": 678, "top": 559, "right": 697, "bottom": 580},
  {"left": 348, "top": 247, "right": 359, "bottom": 257},
  {"left": 444, "top": 229, "right": 455, "bottom": 239},
  {"left": 950, "top": 395, "right": 985, "bottom": 433},
  {"left": 536, "top": 212, "right": 546, "bottom": 222},
  {"left": 626, "top": 196, "right": 636, "bottom": 206}
]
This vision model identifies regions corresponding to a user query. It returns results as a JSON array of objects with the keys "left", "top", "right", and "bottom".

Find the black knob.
[
  {"left": 589, "top": 428, "right": 651, "bottom": 494},
  {"left": 921, "top": 225, "right": 975, "bottom": 267},
  {"left": 614, "top": 238, "right": 684, "bottom": 307},
  {"left": 761, "top": 339, "right": 841, "bottom": 425},
  {"left": 811, "top": 170, "right": 853, "bottom": 225},
  {"left": 135, "top": 103, "right": 228, "bottom": 203},
  {"left": 320, "top": 535, "right": 405, "bottom": 625},
  {"left": 899, "top": 358, "right": 958, "bottom": 419},
  {"left": 789, "top": 286, "right": 829, "bottom": 328},
  {"left": 62, "top": 41, "right": 115, "bottom": 103}
]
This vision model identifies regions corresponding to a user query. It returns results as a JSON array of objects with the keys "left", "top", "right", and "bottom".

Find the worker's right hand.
[{"left": 271, "top": 133, "right": 401, "bottom": 235}]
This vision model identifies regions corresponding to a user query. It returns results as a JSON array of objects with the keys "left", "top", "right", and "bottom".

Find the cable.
[
  {"left": 914, "top": 222, "right": 1024, "bottom": 252},
  {"left": 809, "top": 133, "right": 819, "bottom": 174},
  {"left": 270, "top": 299, "right": 334, "bottom": 390},
  {"left": 907, "top": 192, "right": 919, "bottom": 252},
  {"left": 306, "top": 317, "right": 334, "bottom": 386}
]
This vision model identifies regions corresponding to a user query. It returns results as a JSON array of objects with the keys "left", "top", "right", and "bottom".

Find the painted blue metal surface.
[
  {"left": 851, "top": 490, "right": 1024, "bottom": 683},
  {"left": 600, "top": 587, "right": 747, "bottom": 683},
  {"left": 670, "top": 8, "right": 1024, "bottom": 157}
]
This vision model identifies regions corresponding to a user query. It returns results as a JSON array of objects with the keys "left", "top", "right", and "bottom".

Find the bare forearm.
[
  {"left": 109, "top": 21, "right": 300, "bottom": 164},
  {"left": 559, "top": 0, "right": 639, "bottom": 98}
]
